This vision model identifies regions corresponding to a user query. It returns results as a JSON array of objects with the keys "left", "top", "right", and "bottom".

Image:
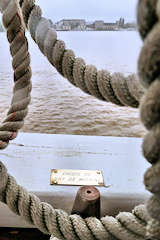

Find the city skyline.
[
  {"left": 0, "top": 15, "right": 136, "bottom": 32},
  {"left": 0, "top": 16, "right": 136, "bottom": 32},
  {"left": 54, "top": 18, "right": 136, "bottom": 31}
]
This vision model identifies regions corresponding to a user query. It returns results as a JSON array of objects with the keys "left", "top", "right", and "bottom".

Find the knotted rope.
[
  {"left": 0, "top": 0, "right": 160, "bottom": 239},
  {"left": 18, "top": 0, "right": 145, "bottom": 108},
  {"left": 137, "top": 0, "right": 160, "bottom": 238}
]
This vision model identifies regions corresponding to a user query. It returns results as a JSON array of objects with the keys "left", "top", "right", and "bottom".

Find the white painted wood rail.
[{"left": 0, "top": 133, "right": 150, "bottom": 228}]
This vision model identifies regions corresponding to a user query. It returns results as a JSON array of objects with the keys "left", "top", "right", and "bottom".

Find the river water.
[{"left": 0, "top": 31, "right": 146, "bottom": 137}]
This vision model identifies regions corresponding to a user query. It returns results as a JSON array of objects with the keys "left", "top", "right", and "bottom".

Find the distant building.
[
  {"left": 94, "top": 20, "right": 105, "bottom": 30},
  {"left": 56, "top": 19, "right": 86, "bottom": 31},
  {"left": 104, "top": 22, "right": 117, "bottom": 30},
  {"left": 124, "top": 22, "right": 137, "bottom": 30},
  {"left": 117, "top": 18, "right": 125, "bottom": 27},
  {"left": 94, "top": 20, "right": 117, "bottom": 30}
]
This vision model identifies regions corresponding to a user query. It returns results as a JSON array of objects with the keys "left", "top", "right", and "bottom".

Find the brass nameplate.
[{"left": 50, "top": 169, "right": 104, "bottom": 186}]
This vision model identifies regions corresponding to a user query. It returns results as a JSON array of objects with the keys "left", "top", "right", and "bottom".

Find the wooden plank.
[{"left": 0, "top": 133, "right": 150, "bottom": 228}]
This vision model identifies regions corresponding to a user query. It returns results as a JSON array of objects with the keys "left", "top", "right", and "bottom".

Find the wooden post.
[{"left": 71, "top": 186, "right": 101, "bottom": 219}]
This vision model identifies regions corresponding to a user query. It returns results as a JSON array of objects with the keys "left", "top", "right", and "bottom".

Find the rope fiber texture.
[
  {"left": 0, "top": 0, "right": 159, "bottom": 239},
  {"left": 0, "top": 0, "right": 31, "bottom": 149},
  {"left": 0, "top": 161, "right": 151, "bottom": 240},
  {"left": 137, "top": 0, "right": 160, "bottom": 238},
  {"left": 18, "top": 0, "right": 145, "bottom": 108}
]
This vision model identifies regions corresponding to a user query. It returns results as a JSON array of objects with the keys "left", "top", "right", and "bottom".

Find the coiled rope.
[
  {"left": 0, "top": 0, "right": 159, "bottom": 239},
  {"left": 18, "top": 0, "right": 145, "bottom": 108}
]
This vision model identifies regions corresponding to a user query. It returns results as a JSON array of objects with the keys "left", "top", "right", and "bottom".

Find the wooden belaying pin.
[{"left": 71, "top": 186, "right": 101, "bottom": 219}]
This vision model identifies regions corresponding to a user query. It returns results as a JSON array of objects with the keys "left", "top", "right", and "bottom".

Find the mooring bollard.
[{"left": 71, "top": 186, "right": 101, "bottom": 219}]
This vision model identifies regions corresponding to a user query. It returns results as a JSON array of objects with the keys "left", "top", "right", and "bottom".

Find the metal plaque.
[{"left": 50, "top": 169, "right": 104, "bottom": 186}]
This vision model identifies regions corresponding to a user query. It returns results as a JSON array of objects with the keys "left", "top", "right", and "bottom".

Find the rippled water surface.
[{"left": 0, "top": 31, "right": 146, "bottom": 137}]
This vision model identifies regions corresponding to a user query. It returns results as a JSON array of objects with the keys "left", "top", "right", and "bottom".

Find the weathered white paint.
[{"left": 0, "top": 133, "right": 150, "bottom": 228}]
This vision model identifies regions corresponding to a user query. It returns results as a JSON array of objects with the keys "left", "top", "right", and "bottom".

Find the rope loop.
[
  {"left": 0, "top": 0, "right": 160, "bottom": 239},
  {"left": 18, "top": 0, "right": 145, "bottom": 108},
  {"left": 0, "top": 160, "right": 150, "bottom": 240},
  {"left": 0, "top": 0, "right": 31, "bottom": 149}
]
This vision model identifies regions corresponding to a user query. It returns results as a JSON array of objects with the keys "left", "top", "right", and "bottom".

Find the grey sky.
[{"left": 38, "top": 0, "right": 137, "bottom": 23}]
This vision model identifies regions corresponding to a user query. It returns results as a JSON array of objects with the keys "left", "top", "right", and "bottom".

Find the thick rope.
[
  {"left": 137, "top": 0, "right": 160, "bottom": 238},
  {"left": 0, "top": 0, "right": 31, "bottom": 150},
  {"left": 0, "top": 0, "right": 159, "bottom": 239},
  {"left": 0, "top": 2, "right": 151, "bottom": 239},
  {"left": 0, "top": 161, "right": 151, "bottom": 240},
  {"left": 18, "top": 0, "right": 145, "bottom": 108}
]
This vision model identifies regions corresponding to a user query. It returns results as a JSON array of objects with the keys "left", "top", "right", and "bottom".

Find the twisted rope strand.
[
  {"left": 19, "top": 0, "right": 145, "bottom": 108},
  {"left": 0, "top": 0, "right": 159, "bottom": 239},
  {"left": 137, "top": 0, "right": 160, "bottom": 238},
  {"left": 0, "top": 161, "right": 150, "bottom": 240},
  {"left": 0, "top": 0, "right": 32, "bottom": 150}
]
